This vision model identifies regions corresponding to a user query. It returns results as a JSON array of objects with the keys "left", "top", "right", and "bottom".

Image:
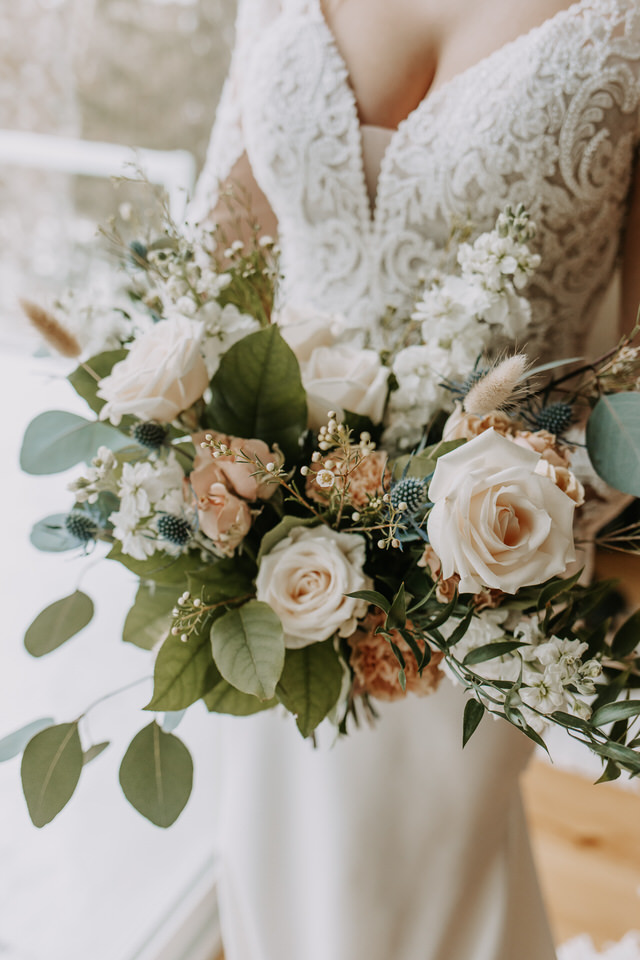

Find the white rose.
[
  {"left": 426, "top": 429, "right": 576, "bottom": 594},
  {"left": 256, "top": 525, "right": 371, "bottom": 648},
  {"left": 277, "top": 306, "right": 388, "bottom": 430},
  {"left": 98, "top": 317, "right": 209, "bottom": 425}
]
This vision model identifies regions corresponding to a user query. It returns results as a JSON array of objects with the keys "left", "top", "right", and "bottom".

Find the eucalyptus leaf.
[
  {"left": 123, "top": 583, "right": 179, "bottom": 651},
  {"left": 24, "top": 591, "right": 94, "bottom": 658},
  {"left": 82, "top": 742, "right": 110, "bottom": 766},
  {"left": 21, "top": 723, "right": 83, "bottom": 827},
  {"left": 462, "top": 699, "right": 485, "bottom": 747},
  {"left": 206, "top": 326, "right": 307, "bottom": 460},
  {"left": 611, "top": 609, "right": 640, "bottom": 660},
  {"left": 0, "top": 718, "right": 54, "bottom": 762},
  {"left": 30, "top": 514, "right": 84, "bottom": 553},
  {"left": 145, "top": 624, "right": 221, "bottom": 711},
  {"left": 591, "top": 699, "right": 640, "bottom": 727},
  {"left": 204, "top": 681, "right": 278, "bottom": 716},
  {"left": 586, "top": 393, "right": 640, "bottom": 496},
  {"left": 276, "top": 641, "right": 344, "bottom": 737},
  {"left": 119, "top": 722, "right": 193, "bottom": 827},
  {"left": 20, "top": 410, "right": 131, "bottom": 475},
  {"left": 210, "top": 601, "right": 285, "bottom": 700},
  {"left": 161, "top": 711, "right": 186, "bottom": 733},
  {"left": 108, "top": 542, "right": 203, "bottom": 585},
  {"left": 463, "top": 640, "right": 526, "bottom": 666}
]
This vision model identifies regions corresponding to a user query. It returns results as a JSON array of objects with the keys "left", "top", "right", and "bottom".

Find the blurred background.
[{"left": 0, "top": 2, "right": 639, "bottom": 959}]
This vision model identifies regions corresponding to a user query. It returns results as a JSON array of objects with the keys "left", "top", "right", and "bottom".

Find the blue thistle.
[
  {"left": 157, "top": 514, "right": 192, "bottom": 547},
  {"left": 532, "top": 402, "right": 573, "bottom": 436},
  {"left": 65, "top": 511, "right": 98, "bottom": 543},
  {"left": 133, "top": 422, "right": 168, "bottom": 450},
  {"left": 390, "top": 477, "right": 428, "bottom": 514}
]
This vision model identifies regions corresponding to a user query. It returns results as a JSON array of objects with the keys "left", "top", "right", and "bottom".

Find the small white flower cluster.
[
  {"left": 444, "top": 612, "right": 601, "bottom": 733},
  {"left": 198, "top": 300, "right": 261, "bottom": 378},
  {"left": 108, "top": 454, "right": 190, "bottom": 561},
  {"left": 384, "top": 209, "right": 540, "bottom": 450},
  {"left": 56, "top": 282, "right": 140, "bottom": 359},
  {"left": 68, "top": 446, "right": 119, "bottom": 504}
]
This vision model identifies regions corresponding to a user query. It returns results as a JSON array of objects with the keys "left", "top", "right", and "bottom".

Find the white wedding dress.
[{"left": 190, "top": 1, "right": 640, "bottom": 958}]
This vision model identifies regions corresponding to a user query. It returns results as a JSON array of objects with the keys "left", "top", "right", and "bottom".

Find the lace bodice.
[{"left": 192, "top": 0, "right": 640, "bottom": 359}]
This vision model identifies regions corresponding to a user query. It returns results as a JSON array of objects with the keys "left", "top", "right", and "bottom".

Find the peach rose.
[
  {"left": 512, "top": 429, "right": 570, "bottom": 468},
  {"left": 192, "top": 431, "right": 282, "bottom": 501},
  {"left": 427, "top": 429, "right": 576, "bottom": 594},
  {"left": 190, "top": 476, "right": 251, "bottom": 555},
  {"left": 347, "top": 610, "right": 443, "bottom": 702},
  {"left": 534, "top": 459, "right": 585, "bottom": 506},
  {"left": 98, "top": 317, "right": 209, "bottom": 425},
  {"left": 443, "top": 404, "right": 515, "bottom": 442},
  {"left": 306, "top": 447, "right": 389, "bottom": 508},
  {"left": 418, "top": 545, "right": 503, "bottom": 609}
]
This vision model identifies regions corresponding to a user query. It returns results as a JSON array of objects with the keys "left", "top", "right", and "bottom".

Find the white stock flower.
[
  {"left": 109, "top": 507, "right": 156, "bottom": 561},
  {"left": 256, "top": 525, "right": 371, "bottom": 648},
  {"left": 198, "top": 301, "right": 261, "bottom": 376},
  {"left": 98, "top": 317, "right": 209, "bottom": 425},
  {"left": 427, "top": 429, "right": 576, "bottom": 594}
]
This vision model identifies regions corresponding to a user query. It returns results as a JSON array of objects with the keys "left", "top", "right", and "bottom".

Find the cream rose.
[
  {"left": 255, "top": 525, "right": 371, "bottom": 648},
  {"left": 278, "top": 309, "right": 388, "bottom": 430},
  {"left": 98, "top": 317, "right": 209, "bottom": 425},
  {"left": 426, "top": 429, "right": 576, "bottom": 594}
]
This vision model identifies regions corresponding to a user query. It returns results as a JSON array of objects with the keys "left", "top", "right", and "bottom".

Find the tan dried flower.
[
  {"left": 20, "top": 299, "right": 81, "bottom": 358},
  {"left": 463, "top": 354, "right": 528, "bottom": 416}
]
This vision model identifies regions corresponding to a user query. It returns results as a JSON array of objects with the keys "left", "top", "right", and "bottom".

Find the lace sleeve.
[{"left": 187, "top": 0, "right": 282, "bottom": 224}]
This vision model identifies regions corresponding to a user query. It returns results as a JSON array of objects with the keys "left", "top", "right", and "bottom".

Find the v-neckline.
[{"left": 312, "top": 0, "right": 597, "bottom": 226}]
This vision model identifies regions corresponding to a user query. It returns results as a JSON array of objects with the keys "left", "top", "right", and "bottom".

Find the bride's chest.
[{"left": 241, "top": 0, "right": 640, "bottom": 240}]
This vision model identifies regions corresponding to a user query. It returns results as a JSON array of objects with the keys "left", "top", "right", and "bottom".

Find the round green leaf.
[
  {"left": 123, "top": 583, "right": 179, "bottom": 651},
  {"left": 24, "top": 591, "right": 94, "bottom": 658},
  {"left": 276, "top": 640, "right": 343, "bottom": 737},
  {"left": 145, "top": 625, "right": 221, "bottom": 711},
  {"left": 210, "top": 601, "right": 285, "bottom": 700},
  {"left": 0, "top": 718, "right": 55, "bottom": 762},
  {"left": 30, "top": 514, "right": 84, "bottom": 552},
  {"left": 203, "top": 681, "right": 278, "bottom": 716},
  {"left": 586, "top": 393, "right": 640, "bottom": 496},
  {"left": 119, "top": 722, "right": 193, "bottom": 828},
  {"left": 20, "top": 410, "right": 131, "bottom": 475},
  {"left": 21, "top": 723, "right": 83, "bottom": 827},
  {"left": 206, "top": 326, "right": 307, "bottom": 460}
]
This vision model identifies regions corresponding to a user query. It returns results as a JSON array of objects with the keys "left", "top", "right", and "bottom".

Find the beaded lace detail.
[{"left": 195, "top": 0, "right": 640, "bottom": 358}]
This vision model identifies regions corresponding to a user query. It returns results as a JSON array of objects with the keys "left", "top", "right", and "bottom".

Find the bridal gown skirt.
[{"left": 215, "top": 678, "right": 557, "bottom": 960}]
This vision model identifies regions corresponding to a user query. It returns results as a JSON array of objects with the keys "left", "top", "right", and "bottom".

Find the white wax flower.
[
  {"left": 98, "top": 317, "right": 209, "bottom": 425},
  {"left": 256, "top": 525, "right": 371, "bottom": 648},
  {"left": 427, "top": 429, "right": 576, "bottom": 594}
]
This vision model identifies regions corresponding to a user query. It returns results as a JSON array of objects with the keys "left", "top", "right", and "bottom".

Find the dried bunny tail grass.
[
  {"left": 20, "top": 299, "right": 81, "bottom": 358},
  {"left": 463, "top": 354, "right": 529, "bottom": 416}
]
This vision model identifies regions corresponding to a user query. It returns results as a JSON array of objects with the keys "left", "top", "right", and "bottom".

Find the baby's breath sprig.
[{"left": 170, "top": 589, "right": 254, "bottom": 642}]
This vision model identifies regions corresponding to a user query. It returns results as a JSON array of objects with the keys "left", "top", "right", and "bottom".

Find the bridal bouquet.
[{"left": 9, "top": 197, "right": 640, "bottom": 828}]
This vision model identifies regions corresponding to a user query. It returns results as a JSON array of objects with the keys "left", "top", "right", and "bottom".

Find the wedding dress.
[{"left": 189, "top": 1, "right": 640, "bottom": 958}]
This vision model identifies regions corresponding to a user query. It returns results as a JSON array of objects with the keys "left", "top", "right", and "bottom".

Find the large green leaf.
[
  {"left": 203, "top": 681, "right": 278, "bottom": 716},
  {"left": 119, "top": 722, "right": 193, "bottom": 827},
  {"left": 610, "top": 609, "right": 640, "bottom": 660},
  {"left": 0, "top": 718, "right": 54, "bottom": 762},
  {"left": 210, "top": 601, "right": 285, "bottom": 700},
  {"left": 21, "top": 723, "right": 83, "bottom": 827},
  {"left": 30, "top": 514, "right": 85, "bottom": 552},
  {"left": 20, "top": 410, "right": 131, "bottom": 475},
  {"left": 145, "top": 623, "right": 221, "bottom": 711},
  {"left": 107, "top": 542, "right": 203, "bottom": 585},
  {"left": 205, "top": 326, "right": 307, "bottom": 460},
  {"left": 67, "top": 349, "right": 127, "bottom": 415},
  {"left": 123, "top": 583, "right": 179, "bottom": 651},
  {"left": 24, "top": 591, "right": 94, "bottom": 658},
  {"left": 586, "top": 393, "right": 640, "bottom": 496},
  {"left": 187, "top": 555, "right": 256, "bottom": 605},
  {"left": 591, "top": 699, "right": 640, "bottom": 727},
  {"left": 276, "top": 641, "right": 343, "bottom": 737}
]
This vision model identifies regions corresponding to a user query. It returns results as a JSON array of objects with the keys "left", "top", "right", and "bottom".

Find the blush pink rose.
[
  {"left": 189, "top": 473, "right": 251, "bottom": 555},
  {"left": 192, "top": 431, "right": 282, "bottom": 501}
]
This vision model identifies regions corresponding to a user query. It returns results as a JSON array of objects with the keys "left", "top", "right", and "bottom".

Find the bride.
[{"left": 189, "top": 1, "right": 640, "bottom": 957}]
